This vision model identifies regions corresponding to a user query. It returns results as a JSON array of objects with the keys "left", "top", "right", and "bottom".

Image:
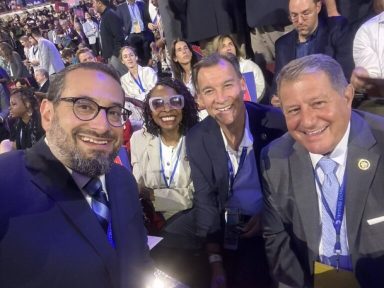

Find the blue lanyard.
[
  {"left": 314, "top": 169, "right": 346, "bottom": 261},
  {"left": 131, "top": 73, "right": 145, "bottom": 92},
  {"left": 227, "top": 147, "right": 247, "bottom": 193},
  {"left": 159, "top": 138, "right": 183, "bottom": 188},
  {"left": 107, "top": 222, "right": 115, "bottom": 248}
]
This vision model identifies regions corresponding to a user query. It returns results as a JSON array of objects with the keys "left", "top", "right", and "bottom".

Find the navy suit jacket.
[
  {"left": 99, "top": 7, "right": 125, "bottom": 59},
  {"left": 186, "top": 102, "right": 286, "bottom": 243},
  {"left": 0, "top": 140, "right": 152, "bottom": 288},
  {"left": 116, "top": 1, "right": 152, "bottom": 39},
  {"left": 261, "top": 111, "right": 384, "bottom": 287}
]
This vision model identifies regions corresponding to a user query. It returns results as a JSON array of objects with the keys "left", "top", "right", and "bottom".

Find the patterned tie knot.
[
  {"left": 84, "top": 177, "right": 103, "bottom": 198},
  {"left": 318, "top": 157, "right": 338, "bottom": 176}
]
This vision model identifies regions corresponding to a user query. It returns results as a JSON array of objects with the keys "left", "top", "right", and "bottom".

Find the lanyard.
[
  {"left": 314, "top": 169, "right": 346, "bottom": 267},
  {"left": 131, "top": 72, "right": 145, "bottom": 92},
  {"left": 159, "top": 137, "right": 183, "bottom": 188},
  {"left": 227, "top": 146, "right": 247, "bottom": 193}
]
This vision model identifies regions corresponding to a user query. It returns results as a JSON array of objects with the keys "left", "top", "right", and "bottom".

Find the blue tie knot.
[
  {"left": 84, "top": 177, "right": 103, "bottom": 197},
  {"left": 318, "top": 157, "right": 338, "bottom": 175}
]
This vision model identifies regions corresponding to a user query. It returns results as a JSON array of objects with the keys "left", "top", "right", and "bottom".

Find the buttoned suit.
[
  {"left": 0, "top": 140, "right": 152, "bottom": 288},
  {"left": 261, "top": 111, "right": 384, "bottom": 287}
]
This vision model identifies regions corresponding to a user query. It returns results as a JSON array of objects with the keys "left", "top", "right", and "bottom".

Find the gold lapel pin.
[{"left": 358, "top": 159, "right": 370, "bottom": 170}]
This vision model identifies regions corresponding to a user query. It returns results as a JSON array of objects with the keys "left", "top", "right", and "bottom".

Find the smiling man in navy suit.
[{"left": 0, "top": 62, "right": 152, "bottom": 288}]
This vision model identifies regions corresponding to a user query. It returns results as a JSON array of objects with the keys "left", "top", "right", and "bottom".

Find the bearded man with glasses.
[{"left": 0, "top": 62, "right": 153, "bottom": 288}]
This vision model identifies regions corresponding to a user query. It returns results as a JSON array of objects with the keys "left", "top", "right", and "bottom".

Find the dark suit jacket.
[
  {"left": 261, "top": 111, "right": 384, "bottom": 287},
  {"left": 170, "top": 0, "right": 240, "bottom": 43},
  {"left": 99, "top": 7, "right": 125, "bottom": 59},
  {"left": 186, "top": 102, "right": 286, "bottom": 242},
  {"left": 245, "top": 0, "right": 290, "bottom": 28},
  {"left": 38, "top": 79, "right": 49, "bottom": 93},
  {"left": 0, "top": 140, "right": 152, "bottom": 288},
  {"left": 116, "top": 1, "right": 152, "bottom": 39},
  {"left": 274, "top": 16, "right": 351, "bottom": 80}
]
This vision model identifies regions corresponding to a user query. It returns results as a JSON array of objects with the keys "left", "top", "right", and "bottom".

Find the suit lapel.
[
  {"left": 25, "top": 140, "right": 118, "bottom": 286},
  {"left": 290, "top": 143, "right": 321, "bottom": 257},
  {"left": 345, "top": 113, "right": 379, "bottom": 249},
  {"left": 203, "top": 117, "right": 229, "bottom": 206}
]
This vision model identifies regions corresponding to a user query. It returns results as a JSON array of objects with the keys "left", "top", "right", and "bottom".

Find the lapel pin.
[{"left": 358, "top": 159, "right": 370, "bottom": 170}]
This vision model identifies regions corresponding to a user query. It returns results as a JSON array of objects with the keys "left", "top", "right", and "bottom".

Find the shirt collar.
[
  {"left": 221, "top": 110, "right": 254, "bottom": 153},
  {"left": 310, "top": 122, "right": 351, "bottom": 169}
]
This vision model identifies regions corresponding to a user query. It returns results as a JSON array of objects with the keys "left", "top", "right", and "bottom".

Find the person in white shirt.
[
  {"left": 353, "top": 11, "right": 384, "bottom": 79},
  {"left": 120, "top": 46, "right": 157, "bottom": 131}
]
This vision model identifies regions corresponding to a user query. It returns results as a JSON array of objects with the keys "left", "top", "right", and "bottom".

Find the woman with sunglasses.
[
  {"left": 131, "top": 77, "right": 198, "bottom": 220},
  {"left": 131, "top": 77, "right": 207, "bottom": 286},
  {"left": 120, "top": 46, "right": 158, "bottom": 131},
  {"left": 213, "top": 34, "right": 266, "bottom": 101}
]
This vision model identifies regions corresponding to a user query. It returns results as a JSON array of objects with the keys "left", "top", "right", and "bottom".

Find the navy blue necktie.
[{"left": 84, "top": 177, "right": 110, "bottom": 234}]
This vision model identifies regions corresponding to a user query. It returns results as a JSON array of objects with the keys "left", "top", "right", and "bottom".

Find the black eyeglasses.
[{"left": 58, "top": 97, "right": 131, "bottom": 127}]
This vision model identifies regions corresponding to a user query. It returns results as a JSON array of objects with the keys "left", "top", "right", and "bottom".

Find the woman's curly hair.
[{"left": 143, "top": 77, "right": 199, "bottom": 136}]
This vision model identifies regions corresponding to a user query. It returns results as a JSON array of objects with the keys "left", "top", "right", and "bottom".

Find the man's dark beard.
[{"left": 48, "top": 115, "right": 119, "bottom": 177}]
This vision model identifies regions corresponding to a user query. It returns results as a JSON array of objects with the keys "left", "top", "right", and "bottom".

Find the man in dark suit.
[
  {"left": 116, "top": 0, "right": 154, "bottom": 65},
  {"left": 262, "top": 54, "right": 384, "bottom": 287},
  {"left": 34, "top": 67, "right": 49, "bottom": 93},
  {"left": 186, "top": 54, "right": 286, "bottom": 287},
  {"left": 0, "top": 62, "right": 153, "bottom": 288},
  {"left": 93, "top": 0, "right": 127, "bottom": 76},
  {"left": 274, "top": 0, "right": 351, "bottom": 85}
]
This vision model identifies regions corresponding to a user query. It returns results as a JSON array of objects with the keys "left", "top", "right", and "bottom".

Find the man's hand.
[
  {"left": 240, "top": 213, "right": 262, "bottom": 238},
  {"left": 350, "top": 67, "right": 371, "bottom": 92}
]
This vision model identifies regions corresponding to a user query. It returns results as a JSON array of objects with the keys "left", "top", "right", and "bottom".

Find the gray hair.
[
  {"left": 47, "top": 62, "right": 121, "bottom": 103},
  {"left": 276, "top": 54, "right": 348, "bottom": 96},
  {"left": 34, "top": 68, "right": 49, "bottom": 79},
  {"left": 192, "top": 53, "right": 242, "bottom": 92}
]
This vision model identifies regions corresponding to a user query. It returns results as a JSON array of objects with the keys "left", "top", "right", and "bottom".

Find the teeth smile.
[
  {"left": 80, "top": 136, "right": 108, "bottom": 144},
  {"left": 304, "top": 127, "right": 327, "bottom": 135},
  {"left": 161, "top": 116, "right": 176, "bottom": 121},
  {"left": 217, "top": 106, "right": 231, "bottom": 112}
]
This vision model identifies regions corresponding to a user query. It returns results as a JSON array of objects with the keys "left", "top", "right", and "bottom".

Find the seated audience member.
[
  {"left": 0, "top": 66, "right": 10, "bottom": 142},
  {"left": 273, "top": 0, "right": 350, "bottom": 96},
  {"left": 130, "top": 77, "right": 203, "bottom": 286},
  {"left": 0, "top": 42, "right": 31, "bottom": 81},
  {"left": 351, "top": 7, "right": 384, "bottom": 114},
  {"left": 262, "top": 54, "right": 384, "bottom": 287},
  {"left": 131, "top": 77, "right": 198, "bottom": 220},
  {"left": 120, "top": 46, "right": 157, "bottom": 131},
  {"left": 62, "top": 48, "right": 79, "bottom": 66},
  {"left": 169, "top": 39, "right": 208, "bottom": 119},
  {"left": 214, "top": 34, "right": 266, "bottom": 101},
  {"left": 170, "top": 39, "right": 199, "bottom": 97},
  {"left": 353, "top": 9, "right": 384, "bottom": 82},
  {"left": 76, "top": 47, "right": 97, "bottom": 63},
  {"left": 186, "top": 53, "right": 286, "bottom": 288},
  {"left": 34, "top": 68, "right": 50, "bottom": 93},
  {"left": 0, "top": 88, "right": 44, "bottom": 153}
]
